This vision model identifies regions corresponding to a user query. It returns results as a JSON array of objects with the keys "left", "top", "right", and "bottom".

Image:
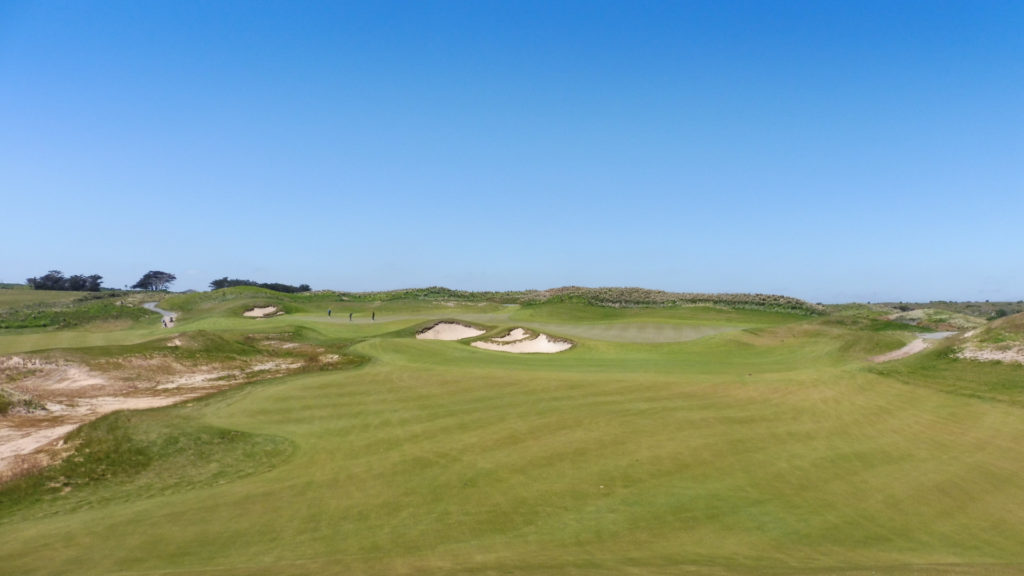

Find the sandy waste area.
[
  {"left": 0, "top": 349, "right": 308, "bottom": 483},
  {"left": 956, "top": 344, "right": 1024, "bottom": 365}
]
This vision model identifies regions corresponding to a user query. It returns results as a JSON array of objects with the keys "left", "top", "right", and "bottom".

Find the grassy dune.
[{"left": 2, "top": 289, "right": 1023, "bottom": 574}]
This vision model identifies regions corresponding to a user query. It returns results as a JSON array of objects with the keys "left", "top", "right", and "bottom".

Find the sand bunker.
[
  {"left": 243, "top": 306, "right": 279, "bottom": 318},
  {"left": 472, "top": 332, "right": 573, "bottom": 354},
  {"left": 416, "top": 322, "right": 485, "bottom": 341}
]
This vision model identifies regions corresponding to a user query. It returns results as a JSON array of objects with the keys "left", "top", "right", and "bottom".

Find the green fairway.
[{"left": 2, "top": 290, "right": 1024, "bottom": 575}]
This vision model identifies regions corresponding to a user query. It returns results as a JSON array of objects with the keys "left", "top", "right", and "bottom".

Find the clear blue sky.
[{"left": 2, "top": 1, "right": 1021, "bottom": 303}]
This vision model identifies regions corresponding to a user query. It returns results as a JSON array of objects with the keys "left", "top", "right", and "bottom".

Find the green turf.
[{"left": 2, "top": 292, "right": 1023, "bottom": 575}]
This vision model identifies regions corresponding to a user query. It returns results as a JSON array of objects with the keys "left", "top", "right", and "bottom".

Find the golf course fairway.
[{"left": 2, "top": 288, "right": 1024, "bottom": 575}]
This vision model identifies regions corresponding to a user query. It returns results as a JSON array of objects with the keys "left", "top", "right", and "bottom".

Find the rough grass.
[
  {"left": 0, "top": 403, "right": 294, "bottom": 518},
  {"left": 971, "top": 312, "right": 1024, "bottom": 344},
  {"left": 0, "top": 290, "right": 154, "bottom": 329},
  {"left": 2, "top": 297, "right": 1024, "bottom": 575}
]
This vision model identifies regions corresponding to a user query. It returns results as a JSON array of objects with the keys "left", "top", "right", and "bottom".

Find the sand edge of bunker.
[
  {"left": 415, "top": 322, "right": 486, "bottom": 341},
  {"left": 472, "top": 330, "right": 574, "bottom": 354},
  {"left": 243, "top": 306, "right": 281, "bottom": 318}
]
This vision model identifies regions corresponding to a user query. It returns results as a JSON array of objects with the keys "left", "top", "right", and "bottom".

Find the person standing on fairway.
[
  {"left": 372, "top": 311, "right": 375, "bottom": 321},
  {"left": 349, "top": 312, "right": 352, "bottom": 321},
  {"left": 328, "top": 308, "right": 332, "bottom": 317}
]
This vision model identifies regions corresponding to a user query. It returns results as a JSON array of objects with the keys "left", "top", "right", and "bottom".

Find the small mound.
[
  {"left": 493, "top": 328, "right": 530, "bottom": 342},
  {"left": 243, "top": 306, "right": 279, "bottom": 318},
  {"left": 472, "top": 333, "right": 573, "bottom": 354},
  {"left": 416, "top": 322, "right": 485, "bottom": 341}
]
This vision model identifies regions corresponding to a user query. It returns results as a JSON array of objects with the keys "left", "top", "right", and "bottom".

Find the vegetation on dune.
[
  {"left": 882, "top": 307, "right": 986, "bottom": 331},
  {"left": 0, "top": 387, "right": 46, "bottom": 415},
  {"left": 311, "top": 286, "right": 515, "bottom": 302},
  {"left": 883, "top": 300, "right": 1024, "bottom": 321},
  {"left": 517, "top": 286, "right": 825, "bottom": 313},
  {"left": 161, "top": 286, "right": 295, "bottom": 316},
  {"left": 967, "top": 312, "right": 1024, "bottom": 345},
  {"left": 310, "top": 285, "right": 825, "bottom": 314},
  {"left": 0, "top": 290, "right": 154, "bottom": 329}
]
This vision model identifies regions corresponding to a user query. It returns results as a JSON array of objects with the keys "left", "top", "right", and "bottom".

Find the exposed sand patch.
[
  {"left": 416, "top": 322, "right": 485, "bottom": 341},
  {"left": 0, "top": 425, "right": 78, "bottom": 463},
  {"left": 493, "top": 328, "right": 530, "bottom": 342},
  {"left": 472, "top": 333, "right": 573, "bottom": 354},
  {"left": 871, "top": 339, "right": 929, "bottom": 363},
  {"left": 244, "top": 306, "right": 280, "bottom": 318},
  {"left": 0, "top": 351, "right": 304, "bottom": 482},
  {"left": 956, "top": 345, "right": 1024, "bottom": 365}
]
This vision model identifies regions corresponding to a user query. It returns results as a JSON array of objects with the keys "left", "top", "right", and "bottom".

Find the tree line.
[
  {"left": 209, "top": 277, "right": 310, "bottom": 293},
  {"left": 24, "top": 270, "right": 310, "bottom": 294},
  {"left": 26, "top": 270, "right": 104, "bottom": 291},
  {"left": 25, "top": 270, "right": 177, "bottom": 291}
]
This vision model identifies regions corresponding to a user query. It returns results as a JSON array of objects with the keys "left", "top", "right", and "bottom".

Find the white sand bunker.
[
  {"left": 416, "top": 322, "right": 486, "bottom": 341},
  {"left": 472, "top": 332, "right": 573, "bottom": 354},
  {"left": 243, "top": 306, "right": 280, "bottom": 318}
]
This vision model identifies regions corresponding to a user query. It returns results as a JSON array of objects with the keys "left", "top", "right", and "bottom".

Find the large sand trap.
[
  {"left": 472, "top": 333, "right": 573, "bottom": 354},
  {"left": 243, "top": 306, "right": 279, "bottom": 318},
  {"left": 416, "top": 322, "right": 485, "bottom": 341}
]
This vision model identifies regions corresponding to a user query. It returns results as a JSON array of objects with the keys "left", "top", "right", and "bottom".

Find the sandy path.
[
  {"left": 144, "top": 301, "right": 177, "bottom": 327},
  {"left": 871, "top": 339, "right": 929, "bottom": 363}
]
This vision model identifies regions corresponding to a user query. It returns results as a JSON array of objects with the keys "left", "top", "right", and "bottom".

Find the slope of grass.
[
  {"left": 871, "top": 331, "right": 1024, "bottom": 407},
  {"left": 0, "top": 400, "right": 294, "bottom": 518},
  {"left": 0, "top": 289, "right": 155, "bottom": 329},
  {"left": 1, "top": 298, "right": 1023, "bottom": 575},
  {"left": 0, "top": 286, "right": 83, "bottom": 307}
]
